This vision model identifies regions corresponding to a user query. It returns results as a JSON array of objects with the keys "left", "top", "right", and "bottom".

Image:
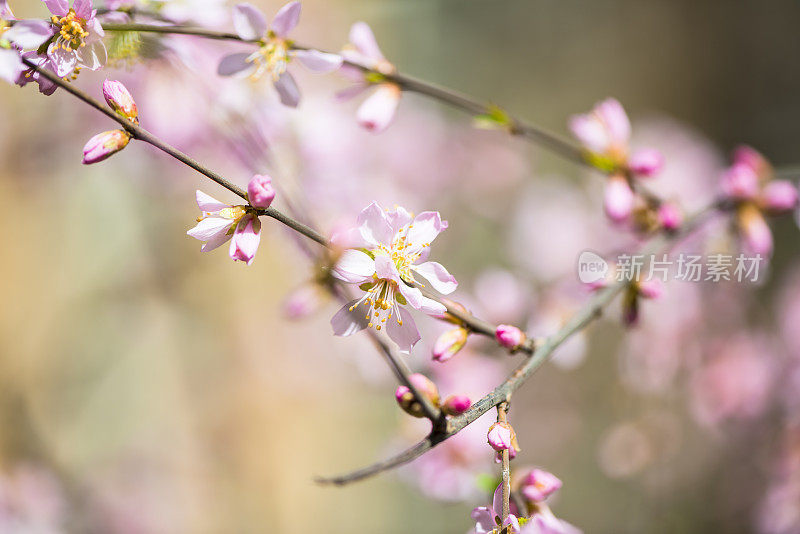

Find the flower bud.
[
  {"left": 604, "top": 174, "right": 635, "bottom": 222},
  {"left": 441, "top": 395, "right": 471, "bottom": 416},
  {"left": 247, "top": 174, "right": 276, "bottom": 209},
  {"left": 102, "top": 80, "right": 138, "bottom": 122},
  {"left": 628, "top": 148, "right": 663, "bottom": 177},
  {"left": 82, "top": 130, "right": 130, "bottom": 164},
  {"left": 487, "top": 421, "right": 518, "bottom": 452},
  {"left": 495, "top": 324, "right": 526, "bottom": 350},
  {"left": 229, "top": 215, "right": 262, "bottom": 265},
  {"left": 761, "top": 180, "right": 799, "bottom": 213},
  {"left": 721, "top": 163, "right": 759, "bottom": 200},
  {"left": 495, "top": 447, "right": 517, "bottom": 463},
  {"left": 432, "top": 327, "right": 468, "bottom": 362},
  {"left": 520, "top": 468, "right": 562, "bottom": 503},
  {"left": 657, "top": 202, "right": 683, "bottom": 231},
  {"left": 395, "top": 373, "right": 440, "bottom": 418},
  {"left": 733, "top": 145, "right": 769, "bottom": 174}
]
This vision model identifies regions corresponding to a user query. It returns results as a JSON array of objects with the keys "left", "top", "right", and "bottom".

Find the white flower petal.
[
  {"left": 270, "top": 0, "right": 301, "bottom": 37},
  {"left": 232, "top": 3, "right": 268, "bottom": 41},
  {"left": 332, "top": 249, "right": 376, "bottom": 283},
  {"left": 386, "top": 307, "right": 419, "bottom": 354},
  {"left": 217, "top": 52, "right": 252, "bottom": 76},
  {"left": 331, "top": 299, "right": 369, "bottom": 337},
  {"left": 274, "top": 71, "right": 300, "bottom": 107},
  {"left": 348, "top": 21, "right": 385, "bottom": 62},
  {"left": 5, "top": 20, "right": 54, "bottom": 49},
  {"left": 187, "top": 217, "right": 233, "bottom": 242},
  {"left": 195, "top": 190, "right": 229, "bottom": 212},
  {"left": 292, "top": 49, "right": 342, "bottom": 73},
  {"left": 405, "top": 211, "right": 447, "bottom": 251},
  {"left": 412, "top": 261, "right": 457, "bottom": 294},
  {"left": 357, "top": 201, "right": 393, "bottom": 247}
]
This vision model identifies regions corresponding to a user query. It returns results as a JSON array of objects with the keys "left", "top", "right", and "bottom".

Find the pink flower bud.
[
  {"left": 638, "top": 279, "right": 663, "bottom": 300},
  {"left": 102, "top": 80, "right": 138, "bottom": 122},
  {"left": 282, "top": 283, "right": 323, "bottom": 320},
  {"left": 761, "top": 180, "right": 798, "bottom": 213},
  {"left": 733, "top": 145, "right": 769, "bottom": 174},
  {"left": 357, "top": 83, "right": 401, "bottom": 133},
  {"left": 520, "top": 468, "right": 562, "bottom": 502},
  {"left": 495, "top": 324, "right": 526, "bottom": 350},
  {"left": 604, "top": 175, "right": 635, "bottom": 222},
  {"left": 721, "top": 163, "right": 759, "bottom": 200},
  {"left": 628, "top": 148, "right": 663, "bottom": 177},
  {"left": 432, "top": 327, "right": 468, "bottom": 362},
  {"left": 441, "top": 395, "right": 471, "bottom": 416},
  {"left": 487, "top": 421, "right": 517, "bottom": 452},
  {"left": 657, "top": 202, "right": 683, "bottom": 231},
  {"left": 247, "top": 174, "right": 276, "bottom": 209},
  {"left": 82, "top": 130, "right": 130, "bottom": 164},
  {"left": 395, "top": 373, "right": 440, "bottom": 418}
]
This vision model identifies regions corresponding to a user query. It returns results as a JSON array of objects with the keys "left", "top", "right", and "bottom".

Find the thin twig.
[{"left": 498, "top": 402, "right": 511, "bottom": 523}]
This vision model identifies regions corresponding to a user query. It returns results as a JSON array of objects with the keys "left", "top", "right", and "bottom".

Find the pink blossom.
[
  {"left": 520, "top": 469, "right": 562, "bottom": 503},
  {"left": 487, "top": 421, "right": 517, "bottom": 452},
  {"left": 432, "top": 327, "right": 468, "bottom": 362},
  {"left": 720, "top": 162, "right": 759, "bottom": 200},
  {"left": 218, "top": 2, "right": 341, "bottom": 107},
  {"left": 246, "top": 174, "right": 276, "bottom": 209},
  {"left": 330, "top": 202, "right": 457, "bottom": 353},
  {"left": 495, "top": 324, "right": 526, "bottom": 350},
  {"left": 441, "top": 395, "right": 471, "bottom": 416},
  {"left": 187, "top": 191, "right": 262, "bottom": 265},
  {"left": 43, "top": 0, "right": 106, "bottom": 79},
  {"left": 637, "top": 279, "right": 663, "bottom": 300},
  {"left": 569, "top": 98, "right": 630, "bottom": 157},
  {"left": 82, "top": 129, "right": 130, "bottom": 164},
  {"left": 102, "top": 79, "right": 138, "bottom": 122},
  {"left": 339, "top": 22, "right": 402, "bottom": 132},
  {"left": 520, "top": 511, "right": 582, "bottom": 534}
]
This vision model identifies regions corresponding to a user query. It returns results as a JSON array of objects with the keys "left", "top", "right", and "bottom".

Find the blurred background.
[{"left": 1, "top": 0, "right": 799, "bottom": 532}]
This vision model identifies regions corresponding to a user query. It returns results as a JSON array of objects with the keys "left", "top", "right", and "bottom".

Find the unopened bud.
[
  {"left": 103, "top": 80, "right": 138, "bottom": 122},
  {"left": 657, "top": 202, "right": 683, "bottom": 231},
  {"left": 487, "top": 421, "right": 519, "bottom": 452},
  {"left": 247, "top": 174, "right": 276, "bottom": 209},
  {"left": 395, "top": 373, "right": 440, "bottom": 418},
  {"left": 82, "top": 130, "right": 130, "bottom": 164},
  {"left": 441, "top": 395, "right": 471, "bottom": 416},
  {"left": 628, "top": 148, "right": 663, "bottom": 177},
  {"left": 495, "top": 324, "right": 526, "bottom": 350},
  {"left": 432, "top": 327, "right": 468, "bottom": 362}
]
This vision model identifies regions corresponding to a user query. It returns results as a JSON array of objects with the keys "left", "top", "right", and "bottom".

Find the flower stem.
[{"left": 498, "top": 402, "right": 511, "bottom": 525}]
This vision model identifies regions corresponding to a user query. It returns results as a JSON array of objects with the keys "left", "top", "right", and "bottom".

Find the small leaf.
[
  {"left": 473, "top": 104, "right": 513, "bottom": 130},
  {"left": 364, "top": 71, "right": 387, "bottom": 84},
  {"left": 583, "top": 150, "right": 618, "bottom": 173}
]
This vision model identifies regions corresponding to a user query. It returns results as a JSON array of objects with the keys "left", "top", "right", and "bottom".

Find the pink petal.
[
  {"left": 4, "top": 20, "right": 54, "bottom": 49},
  {"left": 331, "top": 299, "right": 369, "bottom": 337},
  {"left": 332, "top": 249, "right": 376, "bottom": 283},
  {"left": 72, "top": 0, "right": 92, "bottom": 19},
  {"left": 357, "top": 201, "right": 393, "bottom": 247},
  {"left": 357, "top": 84, "right": 401, "bottom": 133},
  {"left": 386, "top": 306, "right": 420, "bottom": 354},
  {"left": 43, "top": 0, "right": 69, "bottom": 16},
  {"left": 217, "top": 52, "right": 252, "bottom": 76},
  {"left": 374, "top": 254, "right": 402, "bottom": 283},
  {"left": 596, "top": 97, "right": 630, "bottom": 146},
  {"left": 412, "top": 261, "right": 457, "bottom": 295},
  {"left": 201, "top": 230, "right": 234, "bottom": 252},
  {"left": 335, "top": 83, "right": 368, "bottom": 102},
  {"left": 47, "top": 43, "right": 77, "bottom": 77},
  {"left": 274, "top": 71, "right": 300, "bottom": 107},
  {"left": 232, "top": 3, "right": 268, "bottom": 40},
  {"left": 762, "top": 180, "right": 799, "bottom": 213},
  {"left": 418, "top": 296, "right": 446, "bottom": 316},
  {"left": 603, "top": 176, "right": 634, "bottom": 222},
  {"left": 270, "top": 0, "right": 300, "bottom": 37},
  {"left": 293, "top": 49, "right": 342, "bottom": 73},
  {"left": 405, "top": 211, "right": 447, "bottom": 252},
  {"left": 228, "top": 216, "right": 261, "bottom": 265},
  {"left": 568, "top": 114, "right": 608, "bottom": 153},
  {"left": 720, "top": 163, "right": 759, "bottom": 200},
  {"left": 492, "top": 484, "right": 504, "bottom": 519},
  {"left": 348, "top": 21, "right": 385, "bottom": 62},
  {"left": 470, "top": 507, "right": 496, "bottom": 532},
  {"left": 195, "top": 190, "right": 229, "bottom": 212},
  {"left": 75, "top": 39, "right": 106, "bottom": 71},
  {"left": 0, "top": 48, "right": 24, "bottom": 84},
  {"left": 386, "top": 205, "right": 414, "bottom": 232},
  {"left": 628, "top": 148, "right": 664, "bottom": 177}
]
